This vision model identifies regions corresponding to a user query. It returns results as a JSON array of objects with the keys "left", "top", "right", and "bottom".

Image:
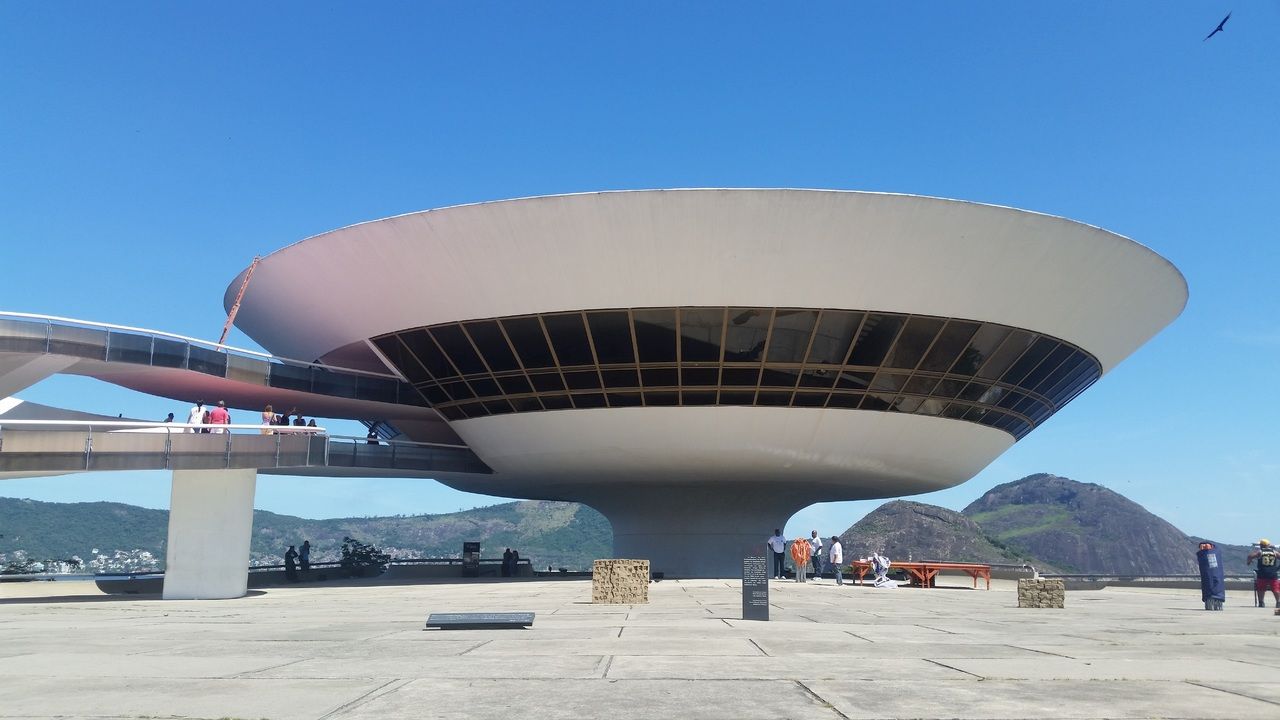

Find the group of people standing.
[
  {"left": 501, "top": 547, "right": 522, "bottom": 577},
  {"left": 184, "top": 400, "right": 231, "bottom": 432},
  {"left": 766, "top": 529, "right": 845, "bottom": 585},
  {"left": 283, "top": 540, "right": 311, "bottom": 582},
  {"left": 260, "top": 404, "right": 315, "bottom": 433}
]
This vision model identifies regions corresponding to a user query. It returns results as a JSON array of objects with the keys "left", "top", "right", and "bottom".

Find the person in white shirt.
[
  {"left": 828, "top": 536, "right": 844, "bottom": 586},
  {"left": 186, "top": 401, "right": 205, "bottom": 433},
  {"left": 766, "top": 530, "right": 787, "bottom": 579},
  {"left": 809, "top": 530, "right": 823, "bottom": 582}
]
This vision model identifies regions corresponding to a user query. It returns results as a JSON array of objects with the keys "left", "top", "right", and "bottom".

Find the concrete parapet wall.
[
  {"left": 1018, "top": 578, "right": 1065, "bottom": 608},
  {"left": 592, "top": 559, "right": 649, "bottom": 604}
]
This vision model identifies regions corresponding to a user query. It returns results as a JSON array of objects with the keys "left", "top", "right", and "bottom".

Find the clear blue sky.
[{"left": 2, "top": 4, "right": 1276, "bottom": 545}]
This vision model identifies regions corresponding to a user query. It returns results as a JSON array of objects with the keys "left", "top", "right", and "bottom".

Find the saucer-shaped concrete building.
[{"left": 223, "top": 189, "right": 1187, "bottom": 577}]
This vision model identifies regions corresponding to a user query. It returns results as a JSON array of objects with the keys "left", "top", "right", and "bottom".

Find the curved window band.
[{"left": 371, "top": 308, "right": 1101, "bottom": 441}]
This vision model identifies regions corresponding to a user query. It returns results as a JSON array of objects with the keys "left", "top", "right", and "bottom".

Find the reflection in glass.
[
  {"left": 680, "top": 308, "right": 723, "bottom": 362},
  {"left": 542, "top": 313, "right": 594, "bottom": 367},
  {"left": 807, "top": 311, "right": 862, "bottom": 365},
  {"left": 502, "top": 317, "right": 556, "bottom": 369},
  {"left": 465, "top": 321, "right": 520, "bottom": 372},
  {"left": 848, "top": 314, "right": 905, "bottom": 367},
  {"left": 883, "top": 316, "right": 945, "bottom": 369},
  {"left": 723, "top": 308, "right": 770, "bottom": 362},
  {"left": 766, "top": 310, "right": 817, "bottom": 363},
  {"left": 587, "top": 311, "right": 635, "bottom": 364},
  {"left": 633, "top": 308, "right": 678, "bottom": 363}
]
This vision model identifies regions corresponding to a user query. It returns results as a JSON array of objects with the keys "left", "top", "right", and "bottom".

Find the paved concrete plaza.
[{"left": 1, "top": 576, "right": 1278, "bottom": 719}]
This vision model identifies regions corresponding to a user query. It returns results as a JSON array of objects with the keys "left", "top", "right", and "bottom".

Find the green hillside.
[{"left": 0, "top": 496, "right": 612, "bottom": 572}]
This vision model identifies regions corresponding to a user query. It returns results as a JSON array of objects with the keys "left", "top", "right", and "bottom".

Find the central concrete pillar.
[
  {"left": 579, "top": 484, "right": 813, "bottom": 578},
  {"left": 162, "top": 468, "right": 257, "bottom": 600}
]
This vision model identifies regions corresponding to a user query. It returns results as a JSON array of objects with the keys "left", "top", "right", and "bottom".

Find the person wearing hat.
[{"left": 1246, "top": 539, "right": 1280, "bottom": 608}]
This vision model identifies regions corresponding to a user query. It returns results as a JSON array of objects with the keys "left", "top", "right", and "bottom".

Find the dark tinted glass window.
[
  {"left": 836, "top": 371, "right": 873, "bottom": 390},
  {"left": 883, "top": 316, "right": 945, "bottom": 369},
  {"left": 188, "top": 345, "right": 227, "bottom": 377},
  {"left": 756, "top": 391, "right": 793, "bottom": 406},
  {"left": 827, "top": 392, "right": 863, "bottom": 408},
  {"left": 430, "top": 325, "right": 487, "bottom": 376},
  {"left": 681, "top": 391, "right": 718, "bottom": 406},
  {"left": 468, "top": 378, "right": 501, "bottom": 398},
  {"left": 934, "top": 378, "right": 967, "bottom": 397},
  {"left": 1000, "top": 337, "right": 1058, "bottom": 386},
  {"left": 572, "top": 392, "right": 607, "bottom": 408},
  {"left": 759, "top": 367, "right": 799, "bottom": 388},
  {"left": 641, "top": 367, "right": 678, "bottom": 387},
  {"left": 766, "top": 310, "right": 817, "bottom": 363},
  {"left": 270, "top": 362, "right": 312, "bottom": 392},
  {"left": 976, "top": 330, "right": 1034, "bottom": 380},
  {"left": 528, "top": 372, "right": 564, "bottom": 392},
  {"left": 633, "top": 308, "right": 678, "bottom": 362},
  {"left": 847, "top": 314, "right": 905, "bottom": 367},
  {"left": 496, "top": 375, "right": 533, "bottom": 395},
  {"left": 1018, "top": 344, "right": 1073, "bottom": 392},
  {"left": 642, "top": 391, "right": 679, "bottom": 406},
  {"left": 807, "top": 311, "right": 862, "bottom": 365},
  {"left": 793, "top": 392, "right": 829, "bottom": 407},
  {"left": 798, "top": 368, "right": 839, "bottom": 388},
  {"left": 586, "top": 311, "right": 635, "bottom": 365},
  {"left": 904, "top": 375, "right": 940, "bottom": 395},
  {"left": 721, "top": 367, "right": 760, "bottom": 386},
  {"left": 402, "top": 330, "right": 456, "bottom": 379},
  {"left": 954, "top": 324, "right": 1011, "bottom": 376},
  {"left": 563, "top": 370, "right": 601, "bottom": 390},
  {"left": 680, "top": 308, "right": 723, "bottom": 362},
  {"left": 421, "top": 386, "right": 449, "bottom": 405},
  {"left": 464, "top": 321, "right": 519, "bottom": 372},
  {"left": 719, "top": 390, "right": 756, "bottom": 405},
  {"left": 540, "top": 394, "right": 572, "bottom": 410},
  {"left": 373, "top": 336, "right": 428, "bottom": 383},
  {"left": 440, "top": 381, "right": 475, "bottom": 401},
  {"left": 510, "top": 396, "right": 544, "bottom": 412},
  {"left": 502, "top": 317, "right": 556, "bottom": 369},
  {"left": 919, "top": 321, "right": 980, "bottom": 373},
  {"left": 681, "top": 367, "right": 719, "bottom": 386},
  {"left": 484, "top": 399, "right": 513, "bottom": 415},
  {"left": 861, "top": 394, "right": 893, "bottom": 411},
  {"left": 607, "top": 392, "right": 643, "bottom": 407},
  {"left": 601, "top": 368, "right": 640, "bottom": 388},
  {"left": 870, "top": 372, "right": 907, "bottom": 392},
  {"left": 723, "top": 308, "right": 770, "bottom": 362},
  {"left": 543, "top": 313, "right": 594, "bottom": 367}
]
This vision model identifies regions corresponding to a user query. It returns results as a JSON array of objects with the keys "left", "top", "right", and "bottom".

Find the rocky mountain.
[
  {"left": 838, "top": 499, "right": 1051, "bottom": 569},
  {"left": 0, "top": 497, "right": 612, "bottom": 573},
  {"left": 962, "top": 474, "right": 1251, "bottom": 575}
]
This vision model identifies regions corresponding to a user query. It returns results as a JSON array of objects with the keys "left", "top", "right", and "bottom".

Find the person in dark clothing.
[
  {"left": 510, "top": 549, "right": 520, "bottom": 577},
  {"left": 284, "top": 545, "right": 299, "bottom": 582},
  {"left": 502, "top": 548, "right": 513, "bottom": 577},
  {"left": 1196, "top": 541, "right": 1225, "bottom": 610},
  {"left": 1247, "top": 539, "right": 1280, "bottom": 608},
  {"left": 367, "top": 428, "right": 379, "bottom": 445},
  {"left": 299, "top": 540, "right": 311, "bottom": 574}
]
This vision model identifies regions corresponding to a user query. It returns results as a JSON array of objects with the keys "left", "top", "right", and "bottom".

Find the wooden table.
[{"left": 847, "top": 560, "right": 991, "bottom": 590}]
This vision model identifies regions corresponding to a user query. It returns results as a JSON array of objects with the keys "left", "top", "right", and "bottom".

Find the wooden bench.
[{"left": 847, "top": 561, "right": 990, "bottom": 590}]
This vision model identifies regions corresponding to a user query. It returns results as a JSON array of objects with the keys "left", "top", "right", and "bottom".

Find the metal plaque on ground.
[
  {"left": 424, "top": 612, "right": 535, "bottom": 630},
  {"left": 742, "top": 555, "right": 769, "bottom": 621}
]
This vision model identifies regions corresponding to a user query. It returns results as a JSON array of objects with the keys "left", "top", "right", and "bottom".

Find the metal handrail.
[
  {"left": 0, "top": 310, "right": 400, "bottom": 380},
  {"left": 0, "top": 419, "right": 470, "bottom": 449}
]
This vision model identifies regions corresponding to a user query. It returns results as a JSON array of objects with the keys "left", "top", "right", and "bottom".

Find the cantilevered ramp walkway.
[
  {"left": 0, "top": 312, "right": 459, "bottom": 444},
  {"left": 0, "top": 421, "right": 491, "bottom": 478}
]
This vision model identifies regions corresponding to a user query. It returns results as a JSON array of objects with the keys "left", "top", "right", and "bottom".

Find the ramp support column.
[{"left": 162, "top": 468, "right": 257, "bottom": 600}]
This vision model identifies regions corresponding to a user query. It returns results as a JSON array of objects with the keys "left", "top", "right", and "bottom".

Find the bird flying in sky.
[{"left": 1204, "top": 11, "right": 1231, "bottom": 41}]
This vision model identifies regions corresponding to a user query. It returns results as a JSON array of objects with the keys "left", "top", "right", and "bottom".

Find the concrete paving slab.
[
  {"left": 936, "top": 657, "right": 1277, "bottom": 682},
  {"left": 607, "top": 656, "right": 968, "bottom": 681},
  {"left": 0, "top": 651, "right": 298, "bottom": 678},
  {"left": 259, "top": 653, "right": 608, "bottom": 680},
  {"left": 465, "top": 636, "right": 762, "bottom": 656},
  {"left": 332, "top": 678, "right": 845, "bottom": 720},
  {"left": 0, "top": 676, "right": 384, "bottom": 720},
  {"left": 808, "top": 679, "right": 1280, "bottom": 719}
]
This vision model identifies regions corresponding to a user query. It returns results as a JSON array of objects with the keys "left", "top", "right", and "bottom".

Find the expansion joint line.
[
  {"left": 319, "top": 678, "right": 408, "bottom": 719},
  {"left": 748, "top": 638, "right": 769, "bottom": 656},
  {"left": 924, "top": 658, "right": 984, "bottom": 679},
  {"left": 794, "top": 680, "right": 851, "bottom": 720},
  {"left": 459, "top": 639, "right": 492, "bottom": 655},
  {"left": 598, "top": 655, "right": 616, "bottom": 679},
  {"left": 1188, "top": 680, "right": 1280, "bottom": 707}
]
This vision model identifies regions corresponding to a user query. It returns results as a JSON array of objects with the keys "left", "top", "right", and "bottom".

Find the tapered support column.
[
  {"left": 163, "top": 469, "right": 257, "bottom": 600},
  {"left": 579, "top": 484, "right": 813, "bottom": 578}
]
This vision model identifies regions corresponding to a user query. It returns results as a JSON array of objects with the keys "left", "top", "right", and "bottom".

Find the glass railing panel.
[
  {"left": 356, "top": 375, "right": 401, "bottom": 405},
  {"left": 151, "top": 337, "right": 188, "bottom": 368},
  {"left": 105, "top": 331, "right": 153, "bottom": 364},
  {"left": 187, "top": 345, "right": 228, "bottom": 377},
  {"left": 226, "top": 353, "right": 269, "bottom": 386},
  {"left": 47, "top": 325, "right": 107, "bottom": 360},
  {"left": 0, "top": 318, "right": 50, "bottom": 353},
  {"left": 268, "top": 361, "right": 313, "bottom": 393},
  {"left": 312, "top": 369, "right": 358, "bottom": 399}
]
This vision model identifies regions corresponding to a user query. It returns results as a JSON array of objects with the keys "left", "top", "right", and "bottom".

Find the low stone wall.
[
  {"left": 592, "top": 559, "right": 649, "bottom": 604},
  {"left": 1018, "top": 578, "right": 1065, "bottom": 608}
]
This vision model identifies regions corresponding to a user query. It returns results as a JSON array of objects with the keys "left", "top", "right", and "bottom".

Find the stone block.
[
  {"left": 592, "top": 559, "right": 650, "bottom": 604},
  {"left": 1017, "top": 578, "right": 1065, "bottom": 609}
]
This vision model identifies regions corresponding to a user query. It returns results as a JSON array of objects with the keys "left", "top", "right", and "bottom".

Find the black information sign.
[
  {"left": 462, "top": 541, "right": 480, "bottom": 577},
  {"left": 425, "top": 612, "right": 535, "bottom": 630},
  {"left": 742, "top": 555, "right": 770, "bottom": 621}
]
